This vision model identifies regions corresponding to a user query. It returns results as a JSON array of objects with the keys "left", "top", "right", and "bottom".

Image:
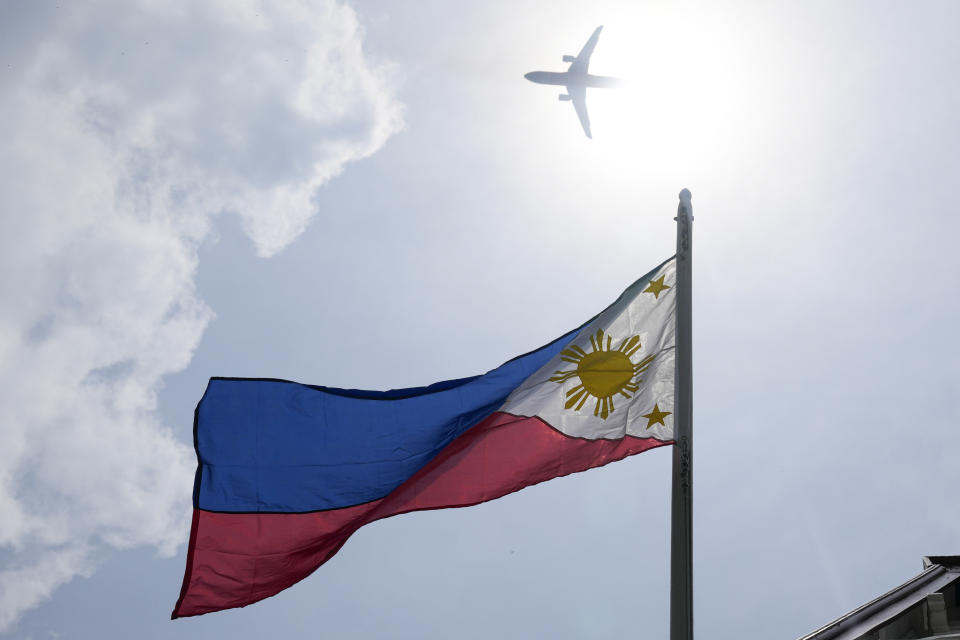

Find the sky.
[{"left": 1, "top": 0, "right": 959, "bottom": 638}]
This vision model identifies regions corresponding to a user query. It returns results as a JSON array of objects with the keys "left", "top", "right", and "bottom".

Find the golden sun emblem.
[{"left": 549, "top": 328, "right": 655, "bottom": 420}]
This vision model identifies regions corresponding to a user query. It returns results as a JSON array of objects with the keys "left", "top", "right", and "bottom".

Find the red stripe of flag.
[{"left": 173, "top": 411, "right": 669, "bottom": 618}]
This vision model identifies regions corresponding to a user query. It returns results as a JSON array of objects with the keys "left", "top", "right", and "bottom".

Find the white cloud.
[{"left": 0, "top": 0, "right": 402, "bottom": 630}]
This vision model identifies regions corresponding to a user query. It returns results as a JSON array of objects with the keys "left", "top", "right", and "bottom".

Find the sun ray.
[
  {"left": 633, "top": 354, "right": 655, "bottom": 374},
  {"left": 565, "top": 384, "right": 585, "bottom": 398},
  {"left": 595, "top": 396, "right": 612, "bottom": 419},
  {"left": 565, "top": 387, "right": 587, "bottom": 409},
  {"left": 589, "top": 330, "right": 600, "bottom": 352},
  {"left": 574, "top": 392, "right": 589, "bottom": 410},
  {"left": 618, "top": 335, "right": 640, "bottom": 356}
]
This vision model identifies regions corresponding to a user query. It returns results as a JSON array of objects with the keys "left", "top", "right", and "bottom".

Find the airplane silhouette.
[{"left": 524, "top": 26, "right": 620, "bottom": 139}]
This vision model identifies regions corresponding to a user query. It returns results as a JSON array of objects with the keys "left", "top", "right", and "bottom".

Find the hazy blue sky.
[{"left": 2, "top": 1, "right": 959, "bottom": 638}]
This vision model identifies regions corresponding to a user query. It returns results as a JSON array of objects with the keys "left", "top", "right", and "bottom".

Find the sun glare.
[
  {"left": 605, "top": 10, "right": 754, "bottom": 158},
  {"left": 524, "top": 5, "right": 762, "bottom": 189}
]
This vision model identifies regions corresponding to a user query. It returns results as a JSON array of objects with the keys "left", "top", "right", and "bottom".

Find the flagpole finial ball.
[{"left": 677, "top": 188, "right": 693, "bottom": 220}]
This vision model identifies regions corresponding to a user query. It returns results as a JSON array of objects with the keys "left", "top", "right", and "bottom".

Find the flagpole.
[{"left": 671, "top": 188, "right": 694, "bottom": 640}]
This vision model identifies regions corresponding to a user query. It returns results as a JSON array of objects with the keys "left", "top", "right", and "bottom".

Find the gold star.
[
  {"left": 643, "top": 276, "right": 671, "bottom": 299},
  {"left": 642, "top": 404, "right": 672, "bottom": 429}
]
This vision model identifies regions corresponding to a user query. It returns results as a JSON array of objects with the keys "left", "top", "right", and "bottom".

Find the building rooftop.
[{"left": 798, "top": 556, "right": 960, "bottom": 640}]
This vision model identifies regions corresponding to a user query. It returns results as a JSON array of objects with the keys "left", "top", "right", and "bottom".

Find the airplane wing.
[
  {"left": 569, "top": 86, "right": 591, "bottom": 138},
  {"left": 568, "top": 26, "right": 603, "bottom": 74}
]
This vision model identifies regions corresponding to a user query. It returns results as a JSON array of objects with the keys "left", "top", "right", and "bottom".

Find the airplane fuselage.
[
  {"left": 523, "top": 26, "right": 617, "bottom": 138},
  {"left": 524, "top": 71, "right": 620, "bottom": 89}
]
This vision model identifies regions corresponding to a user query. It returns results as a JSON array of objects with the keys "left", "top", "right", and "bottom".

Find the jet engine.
[
  {"left": 562, "top": 55, "right": 576, "bottom": 62},
  {"left": 559, "top": 94, "right": 571, "bottom": 101}
]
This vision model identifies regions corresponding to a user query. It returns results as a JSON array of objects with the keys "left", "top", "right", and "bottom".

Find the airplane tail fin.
[
  {"left": 562, "top": 55, "right": 576, "bottom": 63},
  {"left": 559, "top": 94, "right": 571, "bottom": 101}
]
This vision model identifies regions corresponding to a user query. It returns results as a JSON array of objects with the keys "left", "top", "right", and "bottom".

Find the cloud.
[{"left": 0, "top": 0, "right": 402, "bottom": 630}]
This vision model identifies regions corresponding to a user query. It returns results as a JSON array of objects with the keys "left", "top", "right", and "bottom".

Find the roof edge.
[{"left": 796, "top": 556, "right": 960, "bottom": 640}]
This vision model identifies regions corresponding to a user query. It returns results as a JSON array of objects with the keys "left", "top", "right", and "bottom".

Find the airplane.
[{"left": 524, "top": 26, "right": 620, "bottom": 139}]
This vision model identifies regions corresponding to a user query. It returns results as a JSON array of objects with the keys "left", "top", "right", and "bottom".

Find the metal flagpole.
[{"left": 670, "top": 188, "right": 694, "bottom": 640}]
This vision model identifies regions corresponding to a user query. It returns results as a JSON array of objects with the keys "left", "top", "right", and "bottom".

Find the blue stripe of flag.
[{"left": 194, "top": 327, "right": 578, "bottom": 513}]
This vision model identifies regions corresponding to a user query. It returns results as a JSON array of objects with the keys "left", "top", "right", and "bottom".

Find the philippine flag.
[{"left": 172, "top": 257, "right": 677, "bottom": 618}]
